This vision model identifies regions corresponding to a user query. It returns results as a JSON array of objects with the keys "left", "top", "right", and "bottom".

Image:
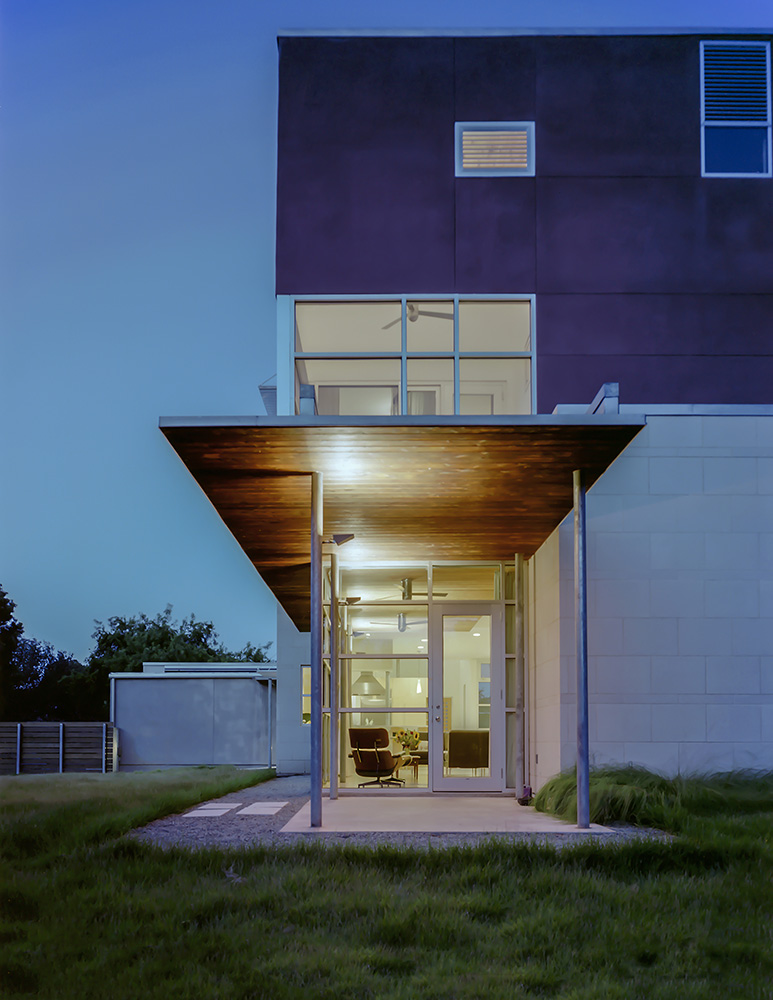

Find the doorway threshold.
[{"left": 332, "top": 788, "right": 515, "bottom": 797}]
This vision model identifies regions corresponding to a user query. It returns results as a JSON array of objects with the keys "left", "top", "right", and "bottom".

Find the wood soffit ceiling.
[{"left": 161, "top": 417, "right": 645, "bottom": 630}]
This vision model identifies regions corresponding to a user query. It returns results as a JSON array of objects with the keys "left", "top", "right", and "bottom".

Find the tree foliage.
[
  {"left": 8, "top": 638, "right": 89, "bottom": 721},
  {"left": 0, "top": 585, "right": 24, "bottom": 720},
  {"left": 88, "top": 605, "right": 270, "bottom": 672},
  {"left": 0, "top": 588, "right": 272, "bottom": 721}
]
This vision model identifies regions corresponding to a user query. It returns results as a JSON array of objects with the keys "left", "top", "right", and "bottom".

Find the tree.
[
  {"left": 84, "top": 606, "right": 271, "bottom": 718},
  {"left": 8, "top": 638, "right": 88, "bottom": 721},
  {"left": 0, "top": 586, "right": 24, "bottom": 721}
]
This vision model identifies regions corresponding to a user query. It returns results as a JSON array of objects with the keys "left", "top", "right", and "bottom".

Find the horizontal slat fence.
[{"left": 0, "top": 723, "right": 118, "bottom": 775}]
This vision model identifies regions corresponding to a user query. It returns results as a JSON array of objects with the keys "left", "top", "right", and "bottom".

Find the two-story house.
[{"left": 161, "top": 32, "right": 773, "bottom": 824}]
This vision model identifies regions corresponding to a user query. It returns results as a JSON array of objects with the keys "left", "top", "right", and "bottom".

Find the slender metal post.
[
  {"left": 514, "top": 553, "right": 525, "bottom": 795},
  {"left": 267, "top": 677, "right": 273, "bottom": 769},
  {"left": 59, "top": 723, "right": 64, "bottom": 773},
  {"left": 522, "top": 556, "right": 531, "bottom": 790},
  {"left": 102, "top": 723, "right": 107, "bottom": 774},
  {"left": 329, "top": 550, "right": 340, "bottom": 799},
  {"left": 16, "top": 723, "right": 21, "bottom": 775},
  {"left": 573, "top": 469, "right": 590, "bottom": 828},
  {"left": 310, "top": 472, "right": 324, "bottom": 827}
]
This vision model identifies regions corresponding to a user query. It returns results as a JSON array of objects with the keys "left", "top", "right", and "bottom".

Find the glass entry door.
[{"left": 430, "top": 604, "right": 503, "bottom": 791}]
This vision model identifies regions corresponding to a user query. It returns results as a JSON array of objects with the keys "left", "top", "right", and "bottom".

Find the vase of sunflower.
[{"left": 393, "top": 728, "right": 420, "bottom": 752}]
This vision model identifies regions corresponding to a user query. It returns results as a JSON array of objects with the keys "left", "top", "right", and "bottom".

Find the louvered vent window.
[
  {"left": 455, "top": 122, "right": 535, "bottom": 177},
  {"left": 701, "top": 41, "right": 772, "bottom": 177}
]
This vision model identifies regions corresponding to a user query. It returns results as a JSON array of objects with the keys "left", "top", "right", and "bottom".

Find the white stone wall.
[
  {"left": 552, "top": 411, "right": 773, "bottom": 778},
  {"left": 528, "top": 525, "right": 566, "bottom": 788},
  {"left": 274, "top": 606, "right": 311, "bottom": 774}
]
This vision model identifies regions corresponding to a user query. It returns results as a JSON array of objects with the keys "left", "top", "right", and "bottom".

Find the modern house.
[{"left": 161, "top": 32, "right": 773, "bottom": 822}]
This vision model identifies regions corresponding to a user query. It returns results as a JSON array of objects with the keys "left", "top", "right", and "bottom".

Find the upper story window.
[
  {"left": 701, "top": 40, "right": 772, "bottom": 177},
  {"left": 281, "top": 297, "right": 534, "bottom": 417},
  {"left": 455, "top": 122, "right": 535, "bottom": 177}
]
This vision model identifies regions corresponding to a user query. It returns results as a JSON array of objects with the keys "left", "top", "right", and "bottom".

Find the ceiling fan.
[
  {"left": 381, "top": 302, "right": 454, "bottom": 330},
  {"left": 365, "top": 612, "right": 426, "bottom": 633}
]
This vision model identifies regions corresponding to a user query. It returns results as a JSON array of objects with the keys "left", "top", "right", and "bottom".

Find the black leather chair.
[
  {"left": 349, "top": 727, "right": 406, "bottom": 787},
  {"left": 447, "top": 729, "right": 489, "bottom": 772}
]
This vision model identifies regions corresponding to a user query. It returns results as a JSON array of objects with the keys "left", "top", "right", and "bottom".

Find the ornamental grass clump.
[{"left": 534, "top": 765, "right": 773, "bottom": 831}]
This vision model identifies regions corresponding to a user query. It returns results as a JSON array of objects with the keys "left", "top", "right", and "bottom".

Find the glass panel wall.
[
  {"left": 441, "top": 614, "right": 492, "bottom": 778},
  {"left": 292, "top": 298, "right": 534, "bottom": 415},
  {"left": 345, "top": 605, "right": 428, "bottom": 655},
  {"left": 432, "top": 564, "right": 500, "bottom": 601},
  {"left": 295, "top": 301, "right": 401, "bottom": 352},
  {"left": 458, "top": 299, "right": 531, "bottom": 352},
  {"left": 343, "top": 659, "right": 428, "bottom": 710},
  {"left": 327, "top": 560, "right": 519, "bottom": 792},
  {"left": 341, "top": 565, "right": 429, "bottom": 603},
  {"left": 406, "top": 358, "right": 454, "bottom": 415},
  {"left": 295, "top": 358, "right": 400, "bottom": 416},
  {"left": 406, "top": 300, "right": 454, "bottom": 351},
  {"left": 301, "top": 666, "right": 311, "bottom": 725},
  {"left": 459, "top": 358, "right": 531, "bottom": 415},
  {"left": 338, "top": 712, "right": 430, "bottom": 788}
]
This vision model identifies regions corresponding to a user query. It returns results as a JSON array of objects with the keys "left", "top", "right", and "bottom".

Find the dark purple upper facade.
[{"left": 276, "top": 35, "right": 773, "bottom": 411}]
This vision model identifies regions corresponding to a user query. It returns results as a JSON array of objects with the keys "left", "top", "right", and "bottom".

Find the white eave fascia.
[
  {"left": 277, "top": 28, "right": 773, "bottom": 38},
  {"left": 159, "top": 413, "right": 647, "bottom": 429}
]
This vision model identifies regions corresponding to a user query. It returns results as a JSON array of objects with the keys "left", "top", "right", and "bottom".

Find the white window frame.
[
  {"left": 700, "top": 40, "right": 772, "bottom": 178},
  {"left": 276, "top": 294, "right": 537, "bottom": 417},
  {"left": 455, "top": 122, "right": 535, "bottom": 178}
]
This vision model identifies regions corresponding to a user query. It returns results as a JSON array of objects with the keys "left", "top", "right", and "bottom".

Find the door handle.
[{"left": 434, "top": 716, "right": 441, "bottom": 722}]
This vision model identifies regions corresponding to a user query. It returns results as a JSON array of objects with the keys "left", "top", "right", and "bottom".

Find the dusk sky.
[{"left": 3, "top": 0, "right": 773, "bottom": 661}]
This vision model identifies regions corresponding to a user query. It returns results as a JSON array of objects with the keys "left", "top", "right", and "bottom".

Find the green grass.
[
  {"left": 0, "top": 766, "right": 275, "bottom": 866},
  {"left": 2, "top": 767, "right": 773, "bottom": 999}
]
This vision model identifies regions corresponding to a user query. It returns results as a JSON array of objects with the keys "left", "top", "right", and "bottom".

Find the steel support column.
[
  {"left": 514, "top": 552, "right": 526, "bottom": 795},
  {"left": 267, "top": 676, "right": 273, "bottom": 769},
  {"left": 573, "top": 469, "right": 590, "bottom": 829},
  {"left": 310, "top": 471, "right": 324, "bottom": 827},
  {"left": 329, "top": 550, "right": 339, "bottom": 799}
]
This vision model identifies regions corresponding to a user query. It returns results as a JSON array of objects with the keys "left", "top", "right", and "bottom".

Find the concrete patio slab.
[{"left": 281, "top": 795, "right": 611, "bottom": 834}]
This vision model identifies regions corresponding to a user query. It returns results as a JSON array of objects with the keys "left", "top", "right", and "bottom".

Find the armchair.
[{"left": 349, "top": 727, "right": 406, "bottom": 788}]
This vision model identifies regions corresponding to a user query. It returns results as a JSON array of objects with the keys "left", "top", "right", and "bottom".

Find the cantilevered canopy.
[{"left": 161, "top": 415, "right": 644, "bottom": 629}]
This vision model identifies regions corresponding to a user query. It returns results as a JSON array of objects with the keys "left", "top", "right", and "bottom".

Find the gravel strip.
[{"left": 128, "top": 774, "right": 672, "bottom": 851}]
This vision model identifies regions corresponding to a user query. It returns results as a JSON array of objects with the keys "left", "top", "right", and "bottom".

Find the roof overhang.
[{"left": 160, "top": 415, "right": 645, "bottom": 629}]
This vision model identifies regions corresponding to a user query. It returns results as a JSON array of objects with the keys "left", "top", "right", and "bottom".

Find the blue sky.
[{"left": 3, "top": 0, "right": 773, "bottom": 661}]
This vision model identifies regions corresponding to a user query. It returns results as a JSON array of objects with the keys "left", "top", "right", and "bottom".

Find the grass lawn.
[{"left": 2, "top": 767, "right": 772, "bottom": 999}]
